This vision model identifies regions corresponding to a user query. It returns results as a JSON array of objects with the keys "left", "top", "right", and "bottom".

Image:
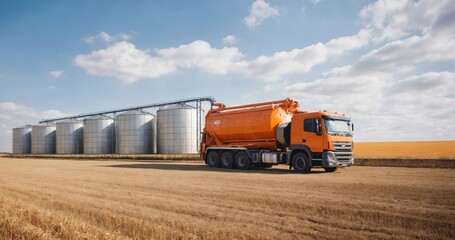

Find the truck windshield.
[{"left": 324, "top": 118, "right": 352, "bottom": 137}]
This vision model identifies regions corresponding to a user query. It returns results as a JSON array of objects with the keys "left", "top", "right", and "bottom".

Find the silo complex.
[
  {"left": 116, "top": 110, "right": 154, "bottom": 154},
  {"left": 12, "top": 125, "right": 32, "bottom": 154},
  {"left": 157, "top": 104, "right": 197, "bottom": 154},
  {"left": 56, "top": 119, "right": 83, "bottom": 154},
  {"left": 31, "top": 123, "right": 56, "bottom": 154},
  {"left": 83, "top": 115, "right": 114, "bottom": 154}
]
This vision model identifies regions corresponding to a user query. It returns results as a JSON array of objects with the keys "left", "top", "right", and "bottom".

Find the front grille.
[
  {"left": 333, "top": 142, "right": 353, "bottom": 164},
  {"left": 334, "top": 152, "right": 353, "bottom": 163},
  {"left": 333, "top": 141, "right": 352, "bottom": 151}
]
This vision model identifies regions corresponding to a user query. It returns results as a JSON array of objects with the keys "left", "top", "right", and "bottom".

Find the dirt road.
[{"left": 0, "top": 157, "right": 454, "bottom": 239}]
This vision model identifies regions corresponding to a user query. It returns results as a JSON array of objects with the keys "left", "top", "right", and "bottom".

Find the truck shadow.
[{"left": 104, "top": 162, "right": 328, "bottom": 174}]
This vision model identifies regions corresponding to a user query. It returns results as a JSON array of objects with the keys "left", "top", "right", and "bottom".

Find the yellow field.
[
  {"left": 355, "top": 141, "right": 455, "bottom": 159},
  {"left": 1, "top": 157, "right": 454, "bottom": 239}
]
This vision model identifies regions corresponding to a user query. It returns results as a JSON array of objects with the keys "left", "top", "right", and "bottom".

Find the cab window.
[{"left": 304, "top": 118, "right": 318, "bottom": 133}]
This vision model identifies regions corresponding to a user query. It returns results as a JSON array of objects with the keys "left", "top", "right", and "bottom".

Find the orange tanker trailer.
[{"left": 201, "top": 98, "right": 354, "bottom": 173}]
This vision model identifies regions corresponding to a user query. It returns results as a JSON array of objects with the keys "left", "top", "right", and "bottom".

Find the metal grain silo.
[
  {"left": 116, "top": 110, "right": 154, "bottom": 154},
  {"left": 151, "top": 117, "right": 157, "bottom": 154},
  {"left": 31, "top": 123, "right": 56, "bottom": 154},
  {"left": 83, "top": 115, "right": 114, "bottom": 154},
  {"left": 12, "top": 125, "right": 32, "bottom": 154},
  {"left": 56, "top": 119, "right": 83, "bottom": 154},
  {"left": 157, "top": 104, "right": 197, "bottom": 154}
]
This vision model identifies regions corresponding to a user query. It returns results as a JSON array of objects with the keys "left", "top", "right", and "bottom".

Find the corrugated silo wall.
[
  {"left": 31, "top": 124, "right": 56, "bottom": 154},
  {"left": 116, "top": 110, "right": 154, "bottom": 154},
  {"left": 56, "top": 120, "right": 83, "bottom": 154},
  {"left": 12, "top": 126, "right": 32, "bottom": 154},
  {"left": 157, "top": 105, "right": 197, "bottom": 154},
  {"left": 83, "top": 116, "right": 115, "bottom": 154}
]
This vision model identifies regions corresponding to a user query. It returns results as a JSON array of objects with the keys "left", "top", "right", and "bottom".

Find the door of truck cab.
[{"left": 291, "top": 113, "right": 324, "bottom": 153}]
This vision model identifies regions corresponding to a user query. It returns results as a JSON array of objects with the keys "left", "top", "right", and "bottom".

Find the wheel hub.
[
  {"left": 296, "top": 158, "right": 305, "bottom": 169},
  {"left": 238, "top": 157, "right": 245, "bottom": 167}
]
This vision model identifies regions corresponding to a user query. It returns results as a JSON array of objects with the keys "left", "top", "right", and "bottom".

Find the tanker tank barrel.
[{"left": 204, "top": 99, "right": 299, "bottom": 149}]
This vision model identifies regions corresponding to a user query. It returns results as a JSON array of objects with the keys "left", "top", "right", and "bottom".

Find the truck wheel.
[
  {"left": 220, "top": 151, "right": 234, "bottom": 169},
  {"left": 292, "top": 152, "right": 311, "bottom": 173},
  {"left": 324, "top": 167, "right": 337, "bottom": 172},
  {"left": 235, "top": 151, "right": 251, "bottom": 170},
  {"left": 207, "top": 151, "right": 220, "bottom": 168}
]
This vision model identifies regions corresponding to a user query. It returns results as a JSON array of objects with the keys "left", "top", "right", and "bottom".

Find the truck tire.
[
  {"left": 235, "top": 151, "right": 251, "bottom": 170},
  {"left": 207, "top": 151, "right": 220, "bottom": 168},
  {"left": 324, "top": 167, "right": 337, "bottom": 172},
  {"left": 292, "top": 152, "right": 311, "bottom": 173},
  {"left": 220, "top": 151, "right": 234, "bottom": 169}
]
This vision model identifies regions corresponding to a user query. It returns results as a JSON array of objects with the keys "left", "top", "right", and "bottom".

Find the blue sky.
[{"left": 1, "top": 0, "right": 454, "bottom": 152}]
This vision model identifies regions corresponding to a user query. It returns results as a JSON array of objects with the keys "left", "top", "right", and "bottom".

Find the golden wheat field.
[
  {"left": 355, "top": 141, "right": 455, "bottom": 159},
  {"left": 0, "top": 157, "right": 454, "bottom": 240}
]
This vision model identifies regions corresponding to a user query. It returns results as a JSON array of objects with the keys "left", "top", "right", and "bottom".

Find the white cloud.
[
  {"left": 222, "top": 35, "right": 238, "bottom": 45},
  {"left": 157, "top": 40, "right": 244, "bottom": 75},
  {"left": 387, "top": 72, "right": 454, "bottom": 96},
  {"left": 83, "top": 32, "right": 131, "bottom": 44},
  {"left": 49, "top": 70, "right": 63, "bottom": 78},
  {"left": 0, "top": 102, "right": 37, "bottom": 121},
  {"left": 310, "top": 0, "right": 321, "bottom": 5},
  {"left": 0, "top": 102, "right": 69, "bottom": 152},
  {"left": 231, "top": 29, "right": 371, "bottom": 81},
  {"left": 75, "top": 41, "right": 176, "bottom": 84},
  {"left": 75, "top": 30, "right": 369, "bottom": 83},
  {"left": 74, "top": 40, "right": 243, "bottom": 83},
  {"left": 378, "top": 72, "right": 455, "bottom": 140},
  {"left": 284, "top": 71, "right": 386, "bottom": 114},
  {"left": 353, "top": 7, "right": 455, "bottom": 77},
  {"left": 244, "top": 0, "right": 280, "bottom": 28},
  {"left": 360, "top": 0, "right": 452, "bottom": 42}
]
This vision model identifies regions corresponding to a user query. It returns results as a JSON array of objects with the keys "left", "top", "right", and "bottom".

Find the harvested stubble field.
[
  {"left": 0, "top": 157, "right": 454, "bottom": 240},
  {"left": 355, "top": 141, "right": 455, "bottom": 159},
  {"left": 354, "top": 141, "right": 455, "bottom": 168}
]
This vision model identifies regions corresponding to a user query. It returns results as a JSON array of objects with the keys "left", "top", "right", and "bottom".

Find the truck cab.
[{"left": 288, "top": 111, "right": 354, "bottom": 172}]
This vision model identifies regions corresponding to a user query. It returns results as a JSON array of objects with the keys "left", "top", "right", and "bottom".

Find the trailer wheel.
[
  {"left": 207, "top": 151, "right": 220, "bottom": 168},
  {"left": 235, "top": 151, "right": 251, "bottom": 170},
  {"left": 292, "top": 152, "right": 311, "bottom": 173},
  {"left": 220, "top": 151, "right": 234, "bottom": 169},
  {"left": 324, "top": 167, "right": 337, "bottom": 172}
]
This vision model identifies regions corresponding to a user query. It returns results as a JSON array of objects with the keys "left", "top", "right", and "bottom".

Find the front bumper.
[{"left": 322, "top": 150, "right": 354, "bottom": 167}]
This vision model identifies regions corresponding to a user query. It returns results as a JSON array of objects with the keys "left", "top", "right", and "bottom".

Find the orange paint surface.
[{"left": 355, "top": 141, "right": 455, "bottom": 159}]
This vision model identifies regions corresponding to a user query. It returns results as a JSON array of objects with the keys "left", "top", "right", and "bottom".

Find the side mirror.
[{"left": 352, "top": 123, "right": 354, "bottom": 132}]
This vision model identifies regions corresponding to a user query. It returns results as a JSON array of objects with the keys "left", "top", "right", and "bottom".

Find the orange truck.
[{"left": 201, "top": 98, "right": 354, "bottom": 173}]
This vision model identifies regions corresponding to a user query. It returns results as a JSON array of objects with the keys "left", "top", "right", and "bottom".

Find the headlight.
[
  {"left": 323, "top": 151, "right": 338, "bottom": 167},
  {"left": 327, "top": 152, "right": 337, "bottom": 163}
]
